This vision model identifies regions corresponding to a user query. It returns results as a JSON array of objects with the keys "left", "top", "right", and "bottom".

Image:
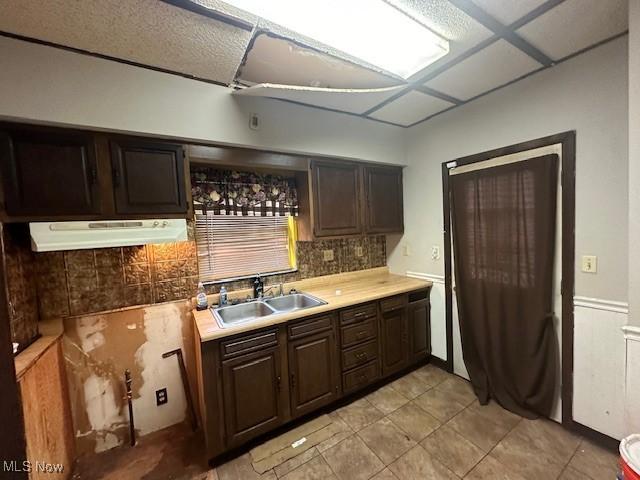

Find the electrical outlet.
[
  {"left": 431, "top": 246, "right": 440, "bottom": 260},
  {"left": 582, "top": 255, "right": 597, "bottom": 273},
  {"left": 355, "top": 246, "right": 364, "bottom": 257},
  {"left": 323, "top": 249, "right": 334, "bottom": 262},
  {"left": 156, "top": 388, "right": 168, "bottom": 406},
  {"left": 402, "top": 244, "right": 411, "bottom": 256}
]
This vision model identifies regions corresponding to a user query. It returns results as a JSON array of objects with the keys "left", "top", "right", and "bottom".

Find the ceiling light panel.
[
  {"left": 222, "top": 0, "right": 450, "bottom": 79},
  {"left": 385, "top": 0, "right": 492, "bottom": 81},
  {"left": 370, "top": 90, "right": 454, "bottom": 126},
  {"left": 424, "top": 39, "right": 541, "bottom": 100},
  {"left": 516, "top": 0, "right": 628, "bottom": 60},
  {"left": 471, "top": 0, "right": 547, "bottom": 25}
]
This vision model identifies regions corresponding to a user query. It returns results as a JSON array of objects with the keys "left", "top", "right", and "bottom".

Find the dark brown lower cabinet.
[
  {"left": 199, "top": 287, "right": 432, "bottom": 460},
  {"left": 380, "top": 307, "right": 409, "bottom": 377},
  {"left": 289, "top": 330, "right": 338, "bottom": 418},
  {"left": 409, "top": 299, "right": 431, "bottom": 362},
  {"left": 221, "top": 346, "right": 284, "bottom": 447}
]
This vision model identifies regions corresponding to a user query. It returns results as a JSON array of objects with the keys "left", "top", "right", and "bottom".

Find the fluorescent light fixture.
[{"left": 223, "top": 0, "right": 449, "bottom": 79}]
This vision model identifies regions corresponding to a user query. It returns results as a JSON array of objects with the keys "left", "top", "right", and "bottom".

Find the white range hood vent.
[{"left": 29, "top": 219, "right": 188, "bottom": 252}]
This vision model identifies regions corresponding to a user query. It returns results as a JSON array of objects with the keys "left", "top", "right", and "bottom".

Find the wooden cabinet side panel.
[
  {"left": 19, "top": 340, "right": 75, "bottom": 480},
  {"left": 199, "top": 341, "right": 225, "bottom": 458}
]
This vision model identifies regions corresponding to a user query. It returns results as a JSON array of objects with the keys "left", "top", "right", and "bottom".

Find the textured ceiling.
[
  {"left": 0, "top": 0, "right": 629, "bottom": 128},
  {"left": 0, "top": 0, "right": 253, "bottom": 85}
]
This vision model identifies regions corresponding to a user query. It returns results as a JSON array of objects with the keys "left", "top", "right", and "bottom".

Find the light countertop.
[{"left": 193, "top": 267, "right": 432, "bottom": 342}]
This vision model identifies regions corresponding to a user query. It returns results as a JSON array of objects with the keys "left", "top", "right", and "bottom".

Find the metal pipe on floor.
[{"left": 125, "top": 369, "right": 136, "bottom": 446}]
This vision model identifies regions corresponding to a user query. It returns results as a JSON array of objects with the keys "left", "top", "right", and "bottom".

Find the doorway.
[{"left": 441, "top": 131, "right": 576, "bottom": 426}]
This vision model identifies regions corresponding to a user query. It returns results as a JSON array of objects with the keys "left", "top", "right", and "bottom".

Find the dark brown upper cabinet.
[
  {"left": 288, "top": 329, "right": 338, "bottom": 418},
  {"left": 363, "top": 165, "right": 404, "bottom": 234},
  {"left": 310, "top": 160, "right": 363, "bottom": 237},
  {"left": 0, "top": 127, "right": 100, "bottom": 217},
  {"left": 302, "top": 159, "right": 403, "bottom": 239},
  {"left": 0, "top": 123, "right": 190, "bottom": 221},
  {"left": 110, "top": 139, "right": 187, "bottom": 215}
]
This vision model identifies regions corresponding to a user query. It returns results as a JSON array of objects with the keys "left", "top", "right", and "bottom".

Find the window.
[{"left": 195, "top": 213, "right": 297, "bottom": 281}]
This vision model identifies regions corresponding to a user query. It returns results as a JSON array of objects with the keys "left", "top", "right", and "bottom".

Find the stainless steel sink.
[
  {"left": 213, "top": 301, "right": 276, "bottom": 327},
  {"left": 264, "top": 293, "right": 326, "bottom": 312},
  {"left": 212, "top": 292, "right": 327, "bottom": 328}
]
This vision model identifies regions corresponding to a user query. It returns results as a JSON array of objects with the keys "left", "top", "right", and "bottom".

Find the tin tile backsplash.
[{"left": 34, "top": 235, "right": 386, "bottom": 319}]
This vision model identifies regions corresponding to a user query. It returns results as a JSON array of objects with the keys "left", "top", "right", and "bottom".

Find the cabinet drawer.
[
  {"left": 220, "top": 329, "right": 278, "bottom": 359},
  {"left": 288, "top": 314, "right": 333, "bottom": 339},
  {"left": 380, "top": 295, "right": 407, "bottom": 313},
  {"left": 343, "top": 361, "right": 379, "bottom": 394},
  {"left": 342, "top": 340, "right": 378, "bottom": 371},
  {"left": 339, "top": 303, "right": 377, "bottom": 326},
  {"left": 341, "top": 319, "right": 377, "bottom": 348}
]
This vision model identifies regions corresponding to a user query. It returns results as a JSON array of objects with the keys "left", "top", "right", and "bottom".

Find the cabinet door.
[
  {"left": 0, "top": 128, "right": 100, "bottom": 217},
  {"left": 380, "top": 307, "right": 409, "bottom": 376},
  {"left": 311, "top": 160, "right": 362, "bottom": 237},
  {"left": 363, "top": 165, "right": 403, "bottom": 234},
  {"left": 409, "top": 299, "right": 430, "bottom": 363},
  {"left": 289, "top": 330, "right": 338, "bottom": 418},
  {"left": 222, "top": 347, "right": 284, "bottom": 447},
  {"left": 110, "top": 139, "right": 187, "bottom": 215}
]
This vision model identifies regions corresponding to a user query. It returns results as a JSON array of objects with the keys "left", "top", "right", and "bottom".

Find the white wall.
[
  {"left": 628, "top": 0, "right": 640, "bottom": 328},
  {"left": 389, "top": 36, "right": 628, "bottom": 302},
  {"left": 389, "top": 36, "right": 629, "bottom": 436},
  {"left": 626, "top": 0, "right": 640, "bottom": 435},
  {"left": 0, "top": 36, "right": 406, "bottom": 165}
]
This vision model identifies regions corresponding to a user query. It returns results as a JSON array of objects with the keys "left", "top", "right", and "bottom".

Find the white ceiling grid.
[{"left": 0, "top": 0, "right": 630, "bottom": 128}]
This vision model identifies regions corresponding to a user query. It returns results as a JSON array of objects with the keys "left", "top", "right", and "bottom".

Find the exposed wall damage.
[{"left": 63, "top": 301, "right": 196, "bottom": 455}]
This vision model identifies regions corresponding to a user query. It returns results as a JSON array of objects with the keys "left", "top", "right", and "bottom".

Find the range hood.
[{"left": 29, "top": 219, "right": 188, "bottom": 252}]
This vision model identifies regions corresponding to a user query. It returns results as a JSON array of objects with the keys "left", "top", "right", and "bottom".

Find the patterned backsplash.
[{"left": 34, "top": 235, "right": 386, "bottom": 319}]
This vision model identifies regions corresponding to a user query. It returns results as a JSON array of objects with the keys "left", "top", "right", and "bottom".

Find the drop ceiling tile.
[
  {"left": 0, "top": 0, "right": 253, "bottom": 85},
  {"left": 471, "top": 0, "right": 547, "bottom": 25},
  {"left": 235, "top": 84, "right": 404, "bottom": 115},
  {"left": 516, "top": 0, "right": 628, "bottom": 60},
  {"left": 386, "top": 0, "right": 493, "bottom": 81},
  {"left": 424, "top": 39, "right": 541, "bottom": 101},
  {"left": 369, "top": 90, "right": 454, "bottom": 126},
  {"left": 238, "top": 33, "right": 400, "bottom": 89}
]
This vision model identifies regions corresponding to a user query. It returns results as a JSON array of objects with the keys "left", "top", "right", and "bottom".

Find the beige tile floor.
[{"left": 73, "top": 365, "right": 621, "bottom": 480}]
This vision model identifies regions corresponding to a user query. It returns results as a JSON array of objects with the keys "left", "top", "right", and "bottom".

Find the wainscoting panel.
[
  {"left": 573, "top": 296, "right": 628, "bottom": 440},
  {"left": 623, "top": 326, "right": 640, "bottom": 436}
]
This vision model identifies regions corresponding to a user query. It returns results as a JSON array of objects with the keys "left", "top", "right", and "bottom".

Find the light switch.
[
  {"left": 355, "top": 246, "right": 364, "bottom": 257},
  {"left": 323, "top": 249, "right": 334, "bottom": 262},
  {"left": 582, "top": 255, "right": 597, "bottom": 273}
]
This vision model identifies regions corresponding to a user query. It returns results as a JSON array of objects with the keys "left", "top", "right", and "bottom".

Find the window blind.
[{"left": 195, "top": 212, "right": 293, "bottom": 281}]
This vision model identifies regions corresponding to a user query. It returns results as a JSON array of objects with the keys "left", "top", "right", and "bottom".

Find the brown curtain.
[{"left": 450, "top": 154, "right": 558, "bottom": 418}]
